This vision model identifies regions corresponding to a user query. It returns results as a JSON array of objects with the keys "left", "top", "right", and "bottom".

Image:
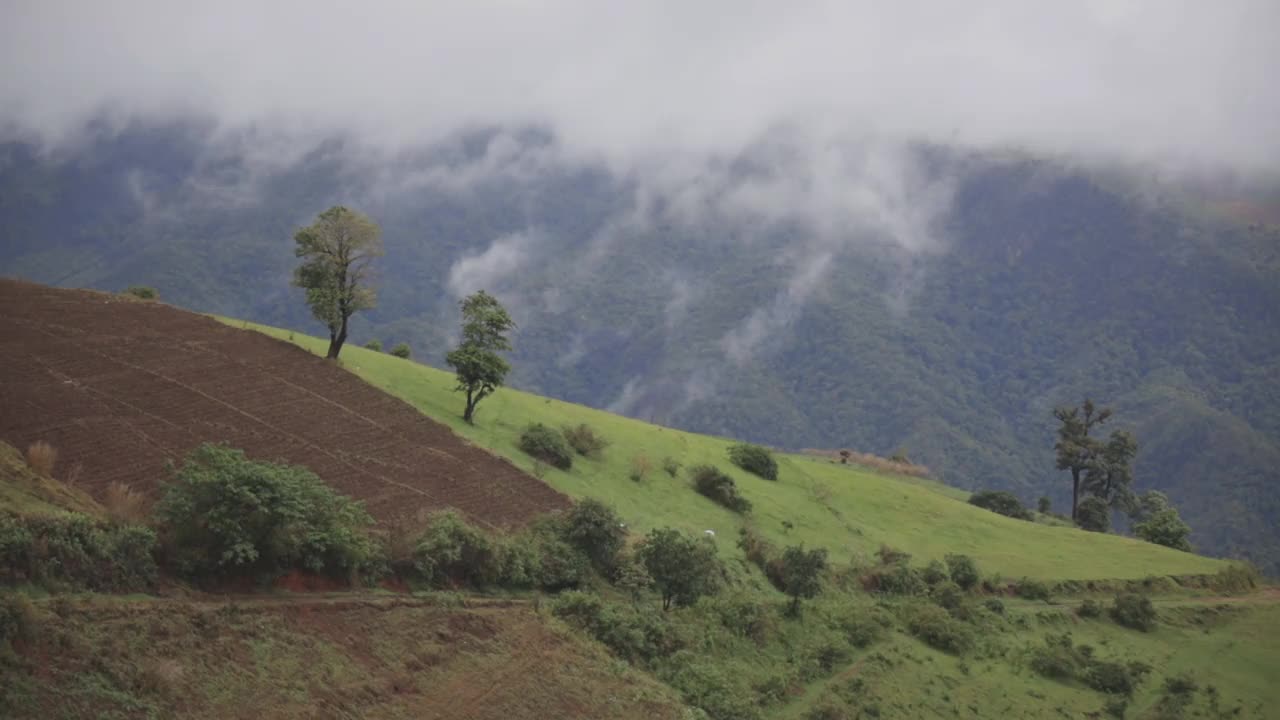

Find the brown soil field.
[{"left": 0, "top": 279, "right": 569, "bottom": 528}]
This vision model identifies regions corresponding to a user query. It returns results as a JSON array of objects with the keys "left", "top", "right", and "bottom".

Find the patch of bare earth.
[{"left": 0, "top": 279, "right": 569, "bottom": 529}]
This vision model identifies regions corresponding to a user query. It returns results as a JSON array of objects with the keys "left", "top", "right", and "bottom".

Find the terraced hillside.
[{"left": 0, "top": 280, "right": 568, "bottom": 529}]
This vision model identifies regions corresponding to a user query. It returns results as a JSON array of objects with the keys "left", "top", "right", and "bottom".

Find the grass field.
[{"left": 235, "top": 321, "right": 1228, "bottom": 582}]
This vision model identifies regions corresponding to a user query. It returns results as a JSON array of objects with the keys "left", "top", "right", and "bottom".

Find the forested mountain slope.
[{"left": 2, "top": 122, "right": 1277, "bottom": 571}]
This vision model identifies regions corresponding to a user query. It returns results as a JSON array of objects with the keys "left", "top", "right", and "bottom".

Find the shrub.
[
  {"left": 1038, "top": 496, "right": 1052, "bottom": 514},
  {"left": 1076, "top": 497, "right": 1111, "bottom": 532},
  {"left": 837, "top": 609, "right": 889, "bottom": 648},
  {"left": 1134, "top": 509, "right": 1192, "bottom": 552},
  {"left": 779, "top": 544, "right": 828, "bottom": 614},
  {"left": 389, "top": 342, "right": 411, "bottom": 359},
  {"left": 103, "top": 481, "right": 149, "bottom": 525},
  {"left": 629, "top": 453, "right": 652, "bottom": 482},
  {"left": 363, "top": 340, "right": 382, "bottom": 351},
  {"left": 728, "top": 443, "right": 778, "bottom": 481},
  {"left": 124, "top": 285, "right": 159, "bottom": 300},
  {"left": 24, "top": 441, "right": 56, "bottom": 478},
  {"left": 662, "top": 456, "right": 681, "bottom": 477},
  {"left": 637, "top": 527, "right": 723, "bottom": 610},
  {"left": 876, "top": 544, "right": 911, "bottom": 566},
  {"left": 1162, "top": 673, "right": 1197, "bottom": 696},
  {"left": 660, "top": 655, "right": 762, "bottom": 720},
  {"left": 690, "top": 465, "right": 752, "bottom": 514},
  {"left": 983, "top": 597, "right": 1005, "bottom": 615},
  {"left": 922, "top": 560, "right": 949, "bottom": 586},
  {"left": 907, "top": 604, "right": 974, "bottom": 654},
  {"left": 0, "top": 511, "right": 158, "bottom": 592},
  {"left": 1078, "top": 598, "right": 1105, "bottom": 618},
  {"left": 0, "top": 593, "right": 36, "bottom": 646},
  {"left": 944, "top": 554, "right": 980, "bottom": 590},
  {"left": 413, "top": 511, "right": 498, "bottom": 587},
  {"left": 930, "top": 580, "right": 966, "bottom": 612},
  {"left": 707, "top": 596, "right": 776, "bottom": 645},
  {"left": 155, "top": 444, "right": 380, "bottom": 583},
  {"left": 552, "top": 592, "right": 681, "bottom": 665},
  {"left": 1210, "top": 563, "right": 1260, "bottom": 594},
  {"left": 1029, "top": 633, "right": 1084, "bottom": 680},
  {"left": 1084, "top": 660, "right": 1149, "bottom": 695},
  {"left": 1016, "top": 578, "right": 1051, "bottom": 601},
  {"left": 519, "top": 423, "right": 573, "bottom": 470},
  {"left": 968, "top": 490, "right": 1032, "bottom": 520},
  {"left": 560, "top": 498, "right": 626, "bottom": 574},
  {"left": 866, "top": 564, "right": 926, "bottom": 596},
  {"left": 561, "top": 424, "right": 609, "bottom": 458},
  {"left": 1109, "top": 593, "right": 1157, "bottom": 632}
]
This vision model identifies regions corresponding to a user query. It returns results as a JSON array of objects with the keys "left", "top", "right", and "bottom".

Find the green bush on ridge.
[
  {"left": 154, "top": 443, "right": 380, "bottom": 584},
  {"left": 519, "top": 423, "right": 574, "bottom": 470},
  {"left": 728, "top": 443, "right": 778, "bottom": 481}
]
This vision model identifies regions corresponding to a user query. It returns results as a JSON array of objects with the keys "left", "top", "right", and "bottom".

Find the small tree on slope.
[
  {"left": 446, "top": 291, "right": 516, "bottom": 424},
  {"left": 292, "top": 206, "right": 383, "bottom": 360}
]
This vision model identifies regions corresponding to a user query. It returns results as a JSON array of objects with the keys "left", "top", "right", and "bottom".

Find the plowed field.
[{"left": 0, "top": 279, "right": 569, "bottom": 527}]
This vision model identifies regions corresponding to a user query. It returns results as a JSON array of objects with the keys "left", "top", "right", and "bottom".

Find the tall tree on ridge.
[
  {"left": 446, "top": 290, "right": 516, "bottom": 424},
  {"left": 1053, "top": 399, "right": 1111, "bottom": 523},
  {"left": 292, "top": 206, "right": 383, "bottom": 360}
]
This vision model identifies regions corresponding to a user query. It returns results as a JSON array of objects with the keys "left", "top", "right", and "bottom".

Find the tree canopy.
[
  {"left": 292, "top": 206, "right": 383, "bottom": 359},
  {"left": 446, "top": 291, "right": 516, "bottom": 424},
  {"left": 779, "top": 544, "right": 828, "bottom": 615},
  {"left": 636, "top": 527, "right": 721, "bottom": 611}
]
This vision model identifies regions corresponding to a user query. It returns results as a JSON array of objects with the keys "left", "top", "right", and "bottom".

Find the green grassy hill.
[{"left": 237, "top": 321, "right": 1226, "bottom": 583}]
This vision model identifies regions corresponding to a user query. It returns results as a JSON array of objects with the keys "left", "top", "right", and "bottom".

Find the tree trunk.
[
  {"left": 463, "top": 388, "right": 476, "bottom": 424},
  {"left": 1070, "top": 469, "right": 1081, "bottom": 523},
  {"left": 326, "top": 314, "right": 349, "bottom": 359}
]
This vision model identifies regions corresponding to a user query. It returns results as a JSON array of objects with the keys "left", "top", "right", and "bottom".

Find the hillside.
[
  {"left": 0, "top": 279, "right": 568, "bottom": 530},
  {"left": 1, "top": 290, "right": 1276, "bottom": 720},
  {"left": 1, "top": 128, "right": 1277, "bottom": 572},
  {"left": 240, "top": 319, "right": 1227, "bottom": 583}
]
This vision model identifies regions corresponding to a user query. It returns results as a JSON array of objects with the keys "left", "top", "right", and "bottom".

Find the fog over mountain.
[
  {"left": 4, "top": 1, "right": 1278, "bottom": 165},
  {"left": 2, "top": 2, "right": 1280, "bottom": 571}
]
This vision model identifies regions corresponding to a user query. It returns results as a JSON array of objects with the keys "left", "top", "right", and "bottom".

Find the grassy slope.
[
  {"left": 0, "top": 441, "right": 103, "bottom": 517},
  {"left": 2, "top": 594, "right": 686, "bottom": 720},
  {"left": 237, "top": 321, "right": 1226, "bottom": 582}
]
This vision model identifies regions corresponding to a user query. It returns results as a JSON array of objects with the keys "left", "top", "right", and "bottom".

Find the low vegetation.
[
  {"left": 153, "top": 443, "right": 381, "bottom": 584},
  {"left": 690, "top": 464, "right": 752, "bottom": 513},
  {"left": 968, "top": 490, "right": 1032, "bottom": 520},
  {"left": 728, "top": 443, "right": 778, "bottom": 481},
  {"left": 519, "top": 423, "right": 575, "bottom": 470}
]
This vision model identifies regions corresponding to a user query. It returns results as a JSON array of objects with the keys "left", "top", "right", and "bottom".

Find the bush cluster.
[
  {"left": 1078, "top": 598, "right": 1105, "bottom": 618},
  {"left": 389, "top": 342, "right": 411, "bottom": 358},
  {"left": 0, "top": 511, "right": 158, "bottom": 592},
  {"left": 561, "top": 424, "right": 608, "bottom": 458},
  {"left": 1109, "top": 593, "right": 1158, "bottom": 632},
  {"left": 728, "top": 443, "right": 778, "bottom": 481},
  {"left": 691, "top": 465, "right": 752, "bottom": 513},
  {"left": 550, "top": 591, "right": 682, "bottom": 664},
  {"left": 906, "top": 604, "right": 974, "bottom": 654},
  {"left": 1016, "top": 577, "right": 1052, "bottom": 601},
  {"left": 154, "top": 444, "right": 380, "bottom": 583},
  {"left": 363, "top": 339, "right": 382, "bottom": 351},
  {"left": 945, "top": 554, "right": 980, "bottom": 590},
  {"left": 519, "top": 423, "right": 574, "bottom": 470},
  {"left": 968, "top": 490, "right": 1032, "bottom": 520},
  {"left": 1028, "top": 632, "right": 1151, "bottom": 696}
]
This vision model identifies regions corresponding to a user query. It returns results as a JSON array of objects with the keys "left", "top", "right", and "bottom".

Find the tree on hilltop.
[
  {"left": 446, "top": 290, "right": 516, "bottom": 424},
  {"left": 1053, "top": 399, "right": 1111, "bottom": 523},
  {"left": 292, "top": 206, "right": 383, "bottom": 360}
]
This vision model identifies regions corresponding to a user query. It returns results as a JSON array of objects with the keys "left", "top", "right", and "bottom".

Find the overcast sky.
[{"left": 2, "top": 0, "right": 1278, "bottom": 168}]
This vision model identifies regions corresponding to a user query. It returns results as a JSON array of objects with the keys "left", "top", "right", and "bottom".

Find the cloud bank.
[{"left": 2, "top": 1, "right": 1277, "bottom": 168}]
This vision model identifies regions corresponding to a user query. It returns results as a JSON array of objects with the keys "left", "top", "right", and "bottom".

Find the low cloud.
[{"left": 446, "top": 231, "right": 538, "bottom": 299}]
